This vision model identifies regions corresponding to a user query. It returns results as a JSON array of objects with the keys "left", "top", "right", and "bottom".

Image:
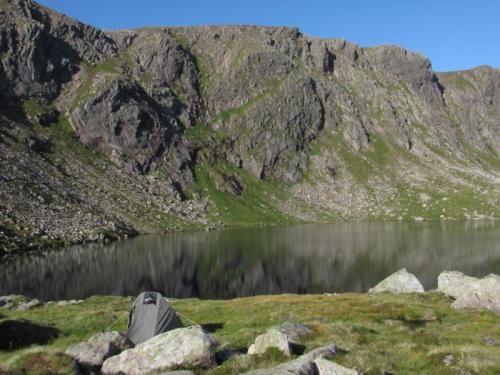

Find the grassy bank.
[{"left": 0, "top": 293, "right": 499, "bottom": 374}]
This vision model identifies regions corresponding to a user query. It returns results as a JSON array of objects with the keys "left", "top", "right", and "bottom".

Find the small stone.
[
  {"left": 484, "top": 336, "right": 497, "bottom": 346},
  {"left": 248, "top": 329, "right": 292, "bottom": 357},
  {"left": 443, "top": 354, "right": 454, "bottom": 366}
]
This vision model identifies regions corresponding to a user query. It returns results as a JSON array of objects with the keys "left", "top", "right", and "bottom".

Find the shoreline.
[{"left": 2, "top": 216, "right": 498, "bottom": 258}]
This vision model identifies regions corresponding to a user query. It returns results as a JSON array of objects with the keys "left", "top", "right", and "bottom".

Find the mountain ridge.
[{"left": 1, "top": 0, "right": 499, "bottom": 253}]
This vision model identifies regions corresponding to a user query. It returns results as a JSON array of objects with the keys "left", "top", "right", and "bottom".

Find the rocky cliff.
[{"left": 1, "top": 0, "right": 499, "bottom": 253}]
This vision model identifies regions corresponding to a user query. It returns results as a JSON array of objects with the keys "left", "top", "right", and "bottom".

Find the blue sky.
[{"left": 37, "top": 0, "right": 499, "bottom": 72}]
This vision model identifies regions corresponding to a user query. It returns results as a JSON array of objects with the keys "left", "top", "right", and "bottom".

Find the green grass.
[
  {"left": 192, "top": 161, "right": 298, "bottom": 226},
  {"left": 308, "top": 131, "right": 393, "bottom": 186},
  {"left": 1, "top": 293, "right": 499, "bottom": 374},
  {"left": 21, "top": 99, "right": 54, "bottom": 118}
]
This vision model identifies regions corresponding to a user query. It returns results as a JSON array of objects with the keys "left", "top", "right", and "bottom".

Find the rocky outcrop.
[
  {"left": 70, "top": 78, "right": 194, "bottom": 187},
  {"left": 248, "top": 329, "right": 292, "bottom": 356},
  {"left": 369, "top": 268, "right": 424, "bottom": 294},
  {"left": 0, "top": 0, "right": 117, "bottom": 104},
  {"left": 65, "top": 331, "right": 131, "bottom": 371},
  {"left": 101, "top": 326, "right": 217, "bottom": 375},
  {"left": 364, "top": 45, "right": 443, "bottom": 106}
]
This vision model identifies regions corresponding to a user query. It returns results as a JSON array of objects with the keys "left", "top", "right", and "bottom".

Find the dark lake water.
[{"left": 1, "top": 221, "right": 500, "bottom": 301}]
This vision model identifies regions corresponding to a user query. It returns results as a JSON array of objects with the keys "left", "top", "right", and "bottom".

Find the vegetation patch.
[
  {"left": 1, "top": 293, "right": 499, "bottom": 374},
  {"left": 193, "top": 161, "right": 299, "bottom": 226}
]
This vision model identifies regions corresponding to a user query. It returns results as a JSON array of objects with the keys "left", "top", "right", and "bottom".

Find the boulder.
[
  {"left": 314, "top": 357, "right": 359, "bottom": 374},
  {"left": 369, "top": 268, "right": 424, "bottom": 294},
  {"left": 248, "top": 329, "right": 292, "bottom": 357},
  {"left": 65, "top": 331, "right": 131, "bottom": 370},
  {"left": 451, "top": 274, "right": 500, "bottom": 314},
  {"left": 272, "top": 322, "right": 312, "bottom": 343},
  {"left": 243, "top": 344, "right": 336, "bottom": 375},
  {"left": 101, "top": 326, "right": 217, "bottom": 375},
  {"left": 437, "top": 271, "right": 479, "bottom": 299}
]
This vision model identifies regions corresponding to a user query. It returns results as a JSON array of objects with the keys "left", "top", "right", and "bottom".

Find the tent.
[{"left": 127, "top": 291, "right": 183, "bottom": 345}]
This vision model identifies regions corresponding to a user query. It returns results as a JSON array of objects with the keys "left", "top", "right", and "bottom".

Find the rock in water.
[
  {"left": 101, "top": 326, "right": 216, "bottom": 375},
  {"left": 243, "top": 344, "right": 337, "bottom": 374},
  {"left": 314, "top": 358, "right": 360, "bottom": 375},
  {"left": 451, "top": 274, "right": 500, "bottom": 315},
  {"left": 65, "top": 331, "right": 131, "bottom": 370},
  {"left": 369, "top": 268, "right": 424, "bottom": 294},
  {"left": 248, "top": 329, "right": 292, "bottom": 356},
  {"left": 437, "top": 271, "right": 479, "bottom": 299}
]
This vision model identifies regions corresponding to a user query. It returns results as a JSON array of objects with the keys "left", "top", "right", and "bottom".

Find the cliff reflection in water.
[{"left": 1, "top": 221, "right": 500, "bottom": 300}]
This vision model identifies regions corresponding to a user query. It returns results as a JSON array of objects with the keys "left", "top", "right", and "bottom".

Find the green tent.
[{"left": 127, "top": 292, "right": 182, "bottom": 345}]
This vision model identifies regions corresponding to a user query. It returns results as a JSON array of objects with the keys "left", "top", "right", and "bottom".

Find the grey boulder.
[
  {"left": 437, "top": 271, "right": 479, "bottom": 299},
  {"left": 243, "top": 344, "right": 336, "bottom": 375},
  {"left": 101, "top": 326, "right": 217, "bottom": 375},
  {"left": 314, "top": 357, "right": 360, "bottom": 375},
  {"left": 369, "top": 268, "right": 424, "bottom": 294},
  {"left": 65, "top": 331, "right": 131, "bottom": 370},
  {"left": 451, "top": 274, "right": 500, "bottom": 315},
  {"left": 248, "top": 329, "right": 292, "bottom": 357}
]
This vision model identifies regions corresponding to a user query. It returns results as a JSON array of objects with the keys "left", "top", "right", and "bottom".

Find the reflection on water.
[{"left": 1, "top": 221, "right": 500, "bottom": 300}]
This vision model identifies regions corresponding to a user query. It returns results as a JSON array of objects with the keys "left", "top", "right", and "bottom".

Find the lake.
[{"left": 1, "top": 221, "right": 499, "bottom": 300}]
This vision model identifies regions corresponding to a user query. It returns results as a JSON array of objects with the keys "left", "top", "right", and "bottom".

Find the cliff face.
[{"left": 1, "top": 0, "right": 499, "bottom": 252}]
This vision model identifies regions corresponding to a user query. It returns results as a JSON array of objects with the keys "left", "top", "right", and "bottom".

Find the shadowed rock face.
[
  {"left": 70, "top": 78, "right": 194, "bottom": 183},
  {"left": 0, "top": 0, "right": 499, "bottom": 250},
  {"left": 0, "top": 0, "right": 117, "bottom": 103}
]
